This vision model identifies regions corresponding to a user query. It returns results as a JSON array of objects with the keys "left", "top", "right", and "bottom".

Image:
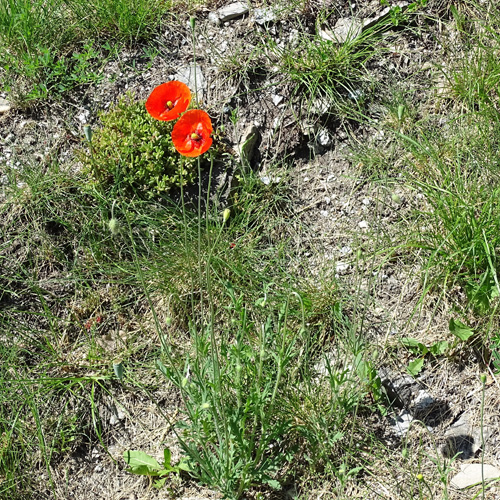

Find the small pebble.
[
  {"left": 0, "top": 97, "right": 11, "bottom": 114},
  {"left": 272, "top": 94, "right": 284, "bottom": 106}
]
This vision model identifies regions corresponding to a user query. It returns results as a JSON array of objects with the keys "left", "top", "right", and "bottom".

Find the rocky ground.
[{"left": 2, "top": 0, "right": 500, "bottom": 498}]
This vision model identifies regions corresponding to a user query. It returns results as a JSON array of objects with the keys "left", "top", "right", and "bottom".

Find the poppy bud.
[
  {"left": 108, "top": 218, "right": 119, "bottom": 235},
  {"left": 190, "top": 16, "right": 196, "bottom": 30},
  {"left": 113, "top": 360, "right": 124, "bottom": 380},
  {"left": 223, "top": 208, "right": 230, "bottom": 223},
  {"left": 83, "top": 124, "right": 92, "bottom": 143},
  {"left": 480, "top": 373, "right": 487, "bottom": 384}
]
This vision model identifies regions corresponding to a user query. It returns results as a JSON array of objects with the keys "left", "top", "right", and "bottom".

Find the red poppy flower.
[
  {"left": 171, "top": 110, "right": 213, "bottom": 157},
  {"left": 145, "top": 81, "right": 191, "bottom": 121}
]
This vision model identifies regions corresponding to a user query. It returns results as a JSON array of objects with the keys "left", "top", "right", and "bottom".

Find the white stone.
[
  {"left": 175, "top": 64, "right": 205, "bottom": 100},
  {"left": 260, "top": 176, "right": 281, "bottom": 185},
  {"left": 317, "top": 129, "right": 332, "bottom": 147},
  {"left": 413, "top": 390, "right": 435, "bottom": 413},
  {"left": 391, "top": 410, "right": 414, "bottom": 436},
  {"left": 309, "top": 97, "right": 331, "bottom": 115},
  {"left": 272, "top": 94, "right": 284, "bottom": 106},
  {"left": 254, "top": 7, "right": 276, "bottom": 25},
  {"left": 362, "top": 2, "right": 409, "bottom": 30},
  {"left": 0, "top": 98, "right": 11, "bottom": 114},
  {"left": 238, "top": 123, "right": 259, "bottom": 163},
  {"left": 451, "top": 464, "right": 500, "bottom": 489},
  {"left": 348, "top": 88, "right": 363, "bottom": 101},
  {"left": 217, "top": 2, "right": 249, "bottom": 22},
  {"left": 339, "top": 245, "right": 352, "bottom": 255},
  {"left": 208, "top": 11, "right": 220, "bottom": 24},
  {"left": 358, "top": 220, "right": 369, "bottom": 229},
  {"left": 336, "top": 262, "right": 350, "bottom": 274},
  {"left": 76, "top": 110, "right": 90, "bottom": 124},
  {"left": 320, "top": 18, "right": 363, "bottom": 44}
]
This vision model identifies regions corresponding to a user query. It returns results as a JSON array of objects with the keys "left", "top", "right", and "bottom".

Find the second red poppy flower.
[{"left": 171, "top": 110, "right": 213, "bottom": 157}]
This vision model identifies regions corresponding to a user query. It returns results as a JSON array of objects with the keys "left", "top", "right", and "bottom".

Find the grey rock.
[
  {"left": 260, "top": 175, "right": 281, "bottom": 186},
  {"left": 319, "top": 18, "right": 363, "bottom": 44},
  {"left": 4, "top": 133, "right": 15, "bottom": 144},
  {"left": 76, "top": 109, "right": 90, "bottom": 124},
  {"left": 348, "top": 88, "right": 364, "bottom": 101},
  {"left": 443, "top": 413, "right": 493, "bottom": 459},
  {"left": 109, "top": 404, "right": 126, "bottom": 426},
  {"left": 378, "top": 366, "right": 421, "bottom": 409},
  {"left": 301, "top": 121, "right": 317, "bottom": 137},
  {"left": 451, "top": 464, "right": 500, "bottom": 489},
  {"left": 309, "top": 96, "right": 331, "bottom": 115},
  {"left": 208, "top": 11, "right": 220, "bottom": 25},
  {"left": 254, "top": 6, "right": 276, "bottom": 25},
  {"left": 389, "top": 410, "right": 414, "bottom": 437},
  {"left": 362, "top": 1, "right": 409, "bottom": 31},
  {"left": 335, "top": 262, "right": 350, "bottom": 274},
  {"left": 217, "top": 2, "right": 249, "bottom": 22},
  {"left": 317, "top": 128, "right": 332, "bottom": 147},
  {"left": 175, "top": 64, "right": 205, "bottom": 100},
  {"left": 272, "top": 94, "right": 284, "bottom": 106},
  {"left": 339, "top": 245, "right": 352, "bottom": 255},
  {"left": 0, "top": 98, "right": 11, "bottom": 114},
  {"left": 237, "top": 123, "right": 259, "bottom": 165},
  {"left": 413, "top": 390, "right": 435, "bottom": 411}
]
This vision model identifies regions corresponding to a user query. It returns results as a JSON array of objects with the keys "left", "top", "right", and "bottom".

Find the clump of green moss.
[{"left": 80, "top": 94, "right": 198, "bottom": 196}]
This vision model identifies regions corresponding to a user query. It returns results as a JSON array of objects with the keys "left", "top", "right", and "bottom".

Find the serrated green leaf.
[
  {"left": 123, "top": 450, "right": 162, "bottom": 475},
  {"left": 407, "top": 358, "right": 424, "bottom": 376},
  {"left": 177, "top": 460, "right": 191, "bottom": 472},
  {"left": 154, "top": 477, "right": 168, "bottom": 489},
  {"left": 400, "top": 338, "right": 428, "bottom": 355},
  {"left": 125, "top": 464, "right": 161, "bottom": 476},
  {"left": 429, "top": 340, "right": 449, "bottom": 356},
  {"left": 264, "top": 479, "right": 281, "bottom": 490},
  {"left": 449, "top": 318, "right": 474, "bottom": 341},
  {"left": 400, "top": 337, "right": 420, "bottom": 347}
]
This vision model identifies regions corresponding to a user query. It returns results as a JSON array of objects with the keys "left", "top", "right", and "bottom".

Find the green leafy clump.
[{"left": 80, "top": 94, "right": 198, "bottom": 196}]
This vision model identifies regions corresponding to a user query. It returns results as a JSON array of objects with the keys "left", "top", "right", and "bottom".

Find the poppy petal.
[
  {"left": 145, "top": 81, "right": 191, "bottom": 121},
  {"left": 172, "top": 110, "right": 213, "bottom": 157}
]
